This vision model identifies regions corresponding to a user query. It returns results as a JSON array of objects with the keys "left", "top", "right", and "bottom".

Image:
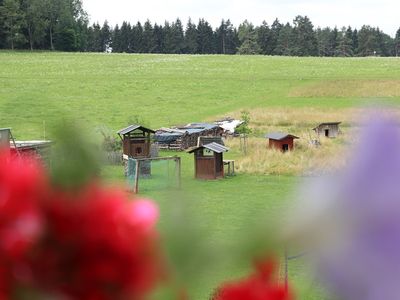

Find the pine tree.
[
  {"left": 197, "top": 18, "right": 215, "bottom": 54},
  {"left": 352, "top": 29, "right": 359, "bottom": 55},
  {"left": 335, "top": 27, "right": 354, "bottom": 57},
  {"left": 274, "top": 22, "right": 293, "bottom": 56},
  {"left": 164, "top": 18, "right": 184, "bottom": 53},
  {"left": 377, "top": 29, "right": 394, "bottom": 56},
  {"left": 316, "top": 27, "right": 332, "bottom": 56},
  {"left": 184, "top": 18, "right": 198, "bottom": 54},
  {"left": 328, "top": 27, "right": 339, "bottom": 56},
  {"left": 100, "top": 20, "right": 111, "bottom": 52},
  {"left": 237, "top": 20, "right": 261, "bottom": 55},
  {"left": 257, "top": 21, "right": 272, "bottom": 55},
  {"left": 118, "top": 21, "right": 131, "bottom": 52},
  {"left": 292, "top": 15, "right": 317, "bottom": 56},
  {"left": 86, "top": 22, "right": 101, "bottom": 51},
  {"left": 111, "top": 24, "right": 121, "bottom": 52},
  {"left": 215, "top": 19, "right": 227, "bottom": 54},
  {"left": 153, "top": 23, "right": 164, "bottom": 53},
  {"left": 131, "top": 22, "right": 143, "bottom": 53},
  {"left": 357, "top": 25, "right": 378, "bottom": 56},
  {"left": 142, "top": 19, "right": 156, "bottom": 53},
  {"left": 270, "top": 18, "right": 282, "bottom": 55},
  {"left": 224, "top": 20, "right": 237, "bottom": 54},
  {"left": 163, "top": 21, "right": 172, "bottom": 53},
  {"left": 395, "top": 27, "right": 400, "bottom": 57}
]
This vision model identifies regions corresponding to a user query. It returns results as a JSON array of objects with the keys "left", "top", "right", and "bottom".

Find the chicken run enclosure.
[{"left": 126, "top": 156, "right": 181, "bottom": 194}]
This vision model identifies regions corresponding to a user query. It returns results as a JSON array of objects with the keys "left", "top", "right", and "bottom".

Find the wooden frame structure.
[{"left": 128, "top": 156, "right": 181, "bottom": 194}]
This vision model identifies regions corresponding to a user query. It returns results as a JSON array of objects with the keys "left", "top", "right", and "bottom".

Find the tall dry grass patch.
[
  {"left": 215, "top": 107, "right": 400, "bottom": 175},
  {"left": 225, "top": 133, "right": 356, "bottom": 176},
  {"left": 289, "top": 80, "right": 400, "bottom": 98}
]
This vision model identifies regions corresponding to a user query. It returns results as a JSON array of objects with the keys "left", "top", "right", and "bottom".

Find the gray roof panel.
[
  {"left": 117, "top": 125, "right": 155, "bottom": 135},
  {"left": 187, "top": 142, "right": 229, "bottom": 153},
  {"left": 265, "top": 132, "right": 299, "bottom": 140},
  {"left": 198, "top": 136, "right": 225, "bottom": 146}
]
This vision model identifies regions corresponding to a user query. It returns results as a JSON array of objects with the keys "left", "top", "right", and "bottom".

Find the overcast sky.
[{"left": 82, "top": 0, "right": 399, "bottom": 37}]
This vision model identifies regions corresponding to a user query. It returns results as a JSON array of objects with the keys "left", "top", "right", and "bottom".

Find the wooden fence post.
[
  {"left": 134, "top": 159, "right": 140, "bottom": 194},
  {"left": 176, "top": 157, "right": 181, "bottom": 189}
]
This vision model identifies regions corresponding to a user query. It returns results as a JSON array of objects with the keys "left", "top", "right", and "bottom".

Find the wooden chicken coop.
[
  {"left": 265, "top": 132, "right": 299, "bottom": 152},
  {"left": 117, "top": 125, "right": 155, "bottom": 158},
  {"left": 313, "top": 122, "right": 341, "bottom": 138}
]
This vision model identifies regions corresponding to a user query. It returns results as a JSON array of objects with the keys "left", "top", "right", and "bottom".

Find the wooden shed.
[
  {"left": 187, "top": 142, "right": 229, "bottom": 180},
  {"left": 313, "top": 122, "right": 341, "bottom": 138},
  {"left": 117, "top": 125, "right": 155, "bottom": 158},
  {"left": 265, "top": 132, "right": 299, "bottom": 152}
]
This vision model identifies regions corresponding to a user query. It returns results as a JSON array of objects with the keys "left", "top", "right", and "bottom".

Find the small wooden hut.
[
  {"left": 117, "top": 125, "right": 155, "bottom": 158},
  {"left": 265, "top": 132, "right": 299, "bottom": 152},
  {"left": 313, "top": 122, "right": 341, "bottom": 138},
  {"left": 187, "top": 142, "right": 229, "bottom": 180}
]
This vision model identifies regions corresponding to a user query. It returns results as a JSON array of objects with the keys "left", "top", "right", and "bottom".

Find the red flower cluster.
[
  {"left": 213, "top": 258, "right": 291, "bottom": 300},
  {"left": 0, "top": 151, "right": 164, "bottom": 299}
]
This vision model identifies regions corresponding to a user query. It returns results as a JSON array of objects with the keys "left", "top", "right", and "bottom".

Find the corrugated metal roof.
[
  {"left": 198, "top": 136, "right": 225, "bottom": 146},
  {"left": 265, "top": 132, "right": 299, "bottom": 140},
  {"left": 313, "top": 122, "right": 341, "bottom": 130},
  {"left": 154, "top": 132, "right": 182, "bottom": 143},
  {"left": 187, "top": 142, "right": 229, "bottom": 153},
  {"left": 117, "top": 125, "right": 155, "bottom": 135},
  {"left": 318, "top": 122, "right": 341, "bottom": 125},
  {"left": 185, "top": 123, "right": 219, "bottom": 130},
  {"left": 204, "top": 142, "right": 229, "bottom": 153},
  {"left": 11, "top": 140, "right": 51, "bottom": 149},
  {"left": 156, "top": 123, "right": 220, "bottom": 137}
]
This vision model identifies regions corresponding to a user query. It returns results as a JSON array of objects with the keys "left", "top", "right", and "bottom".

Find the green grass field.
[
  {"left": 2, "top": 52, "right": 400, "bottom": 139},
  {"left": 2, "top": 51, "right": 400, "bottom": 299}
]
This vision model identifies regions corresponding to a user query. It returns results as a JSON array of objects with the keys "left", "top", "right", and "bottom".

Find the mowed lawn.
[
  {"left": 102, "top": 152, "right": 322, "bottom": 299},
  {"left": 2, "top": 52, "right": 400, "bottom": 299}
]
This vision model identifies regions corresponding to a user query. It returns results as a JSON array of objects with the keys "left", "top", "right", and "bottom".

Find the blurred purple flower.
[{"left": 311, "top": 116, "right": 400, "bottom": 300}]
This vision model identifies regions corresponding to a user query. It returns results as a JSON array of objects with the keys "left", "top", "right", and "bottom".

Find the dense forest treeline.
[{"left": 1, "top": 0, "right": 400, "bottom": 56}]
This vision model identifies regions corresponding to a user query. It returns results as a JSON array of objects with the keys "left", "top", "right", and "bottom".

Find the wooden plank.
[{"left": 134, "top": 156, "right": 180, "bottom": 162}]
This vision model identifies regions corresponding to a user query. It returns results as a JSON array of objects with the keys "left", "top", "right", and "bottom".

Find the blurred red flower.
[
  {"left": 31, "top": 186, "right": 164, "bottom": 299},
  {"left": 213, "top": 258, "right": 292, "bottom": 300},
  {"left": 0, "top": 150, "right": 46, "bottom": 296},
  {"left": 0, "top": 150, "right": 164, "bottom": 299}
]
